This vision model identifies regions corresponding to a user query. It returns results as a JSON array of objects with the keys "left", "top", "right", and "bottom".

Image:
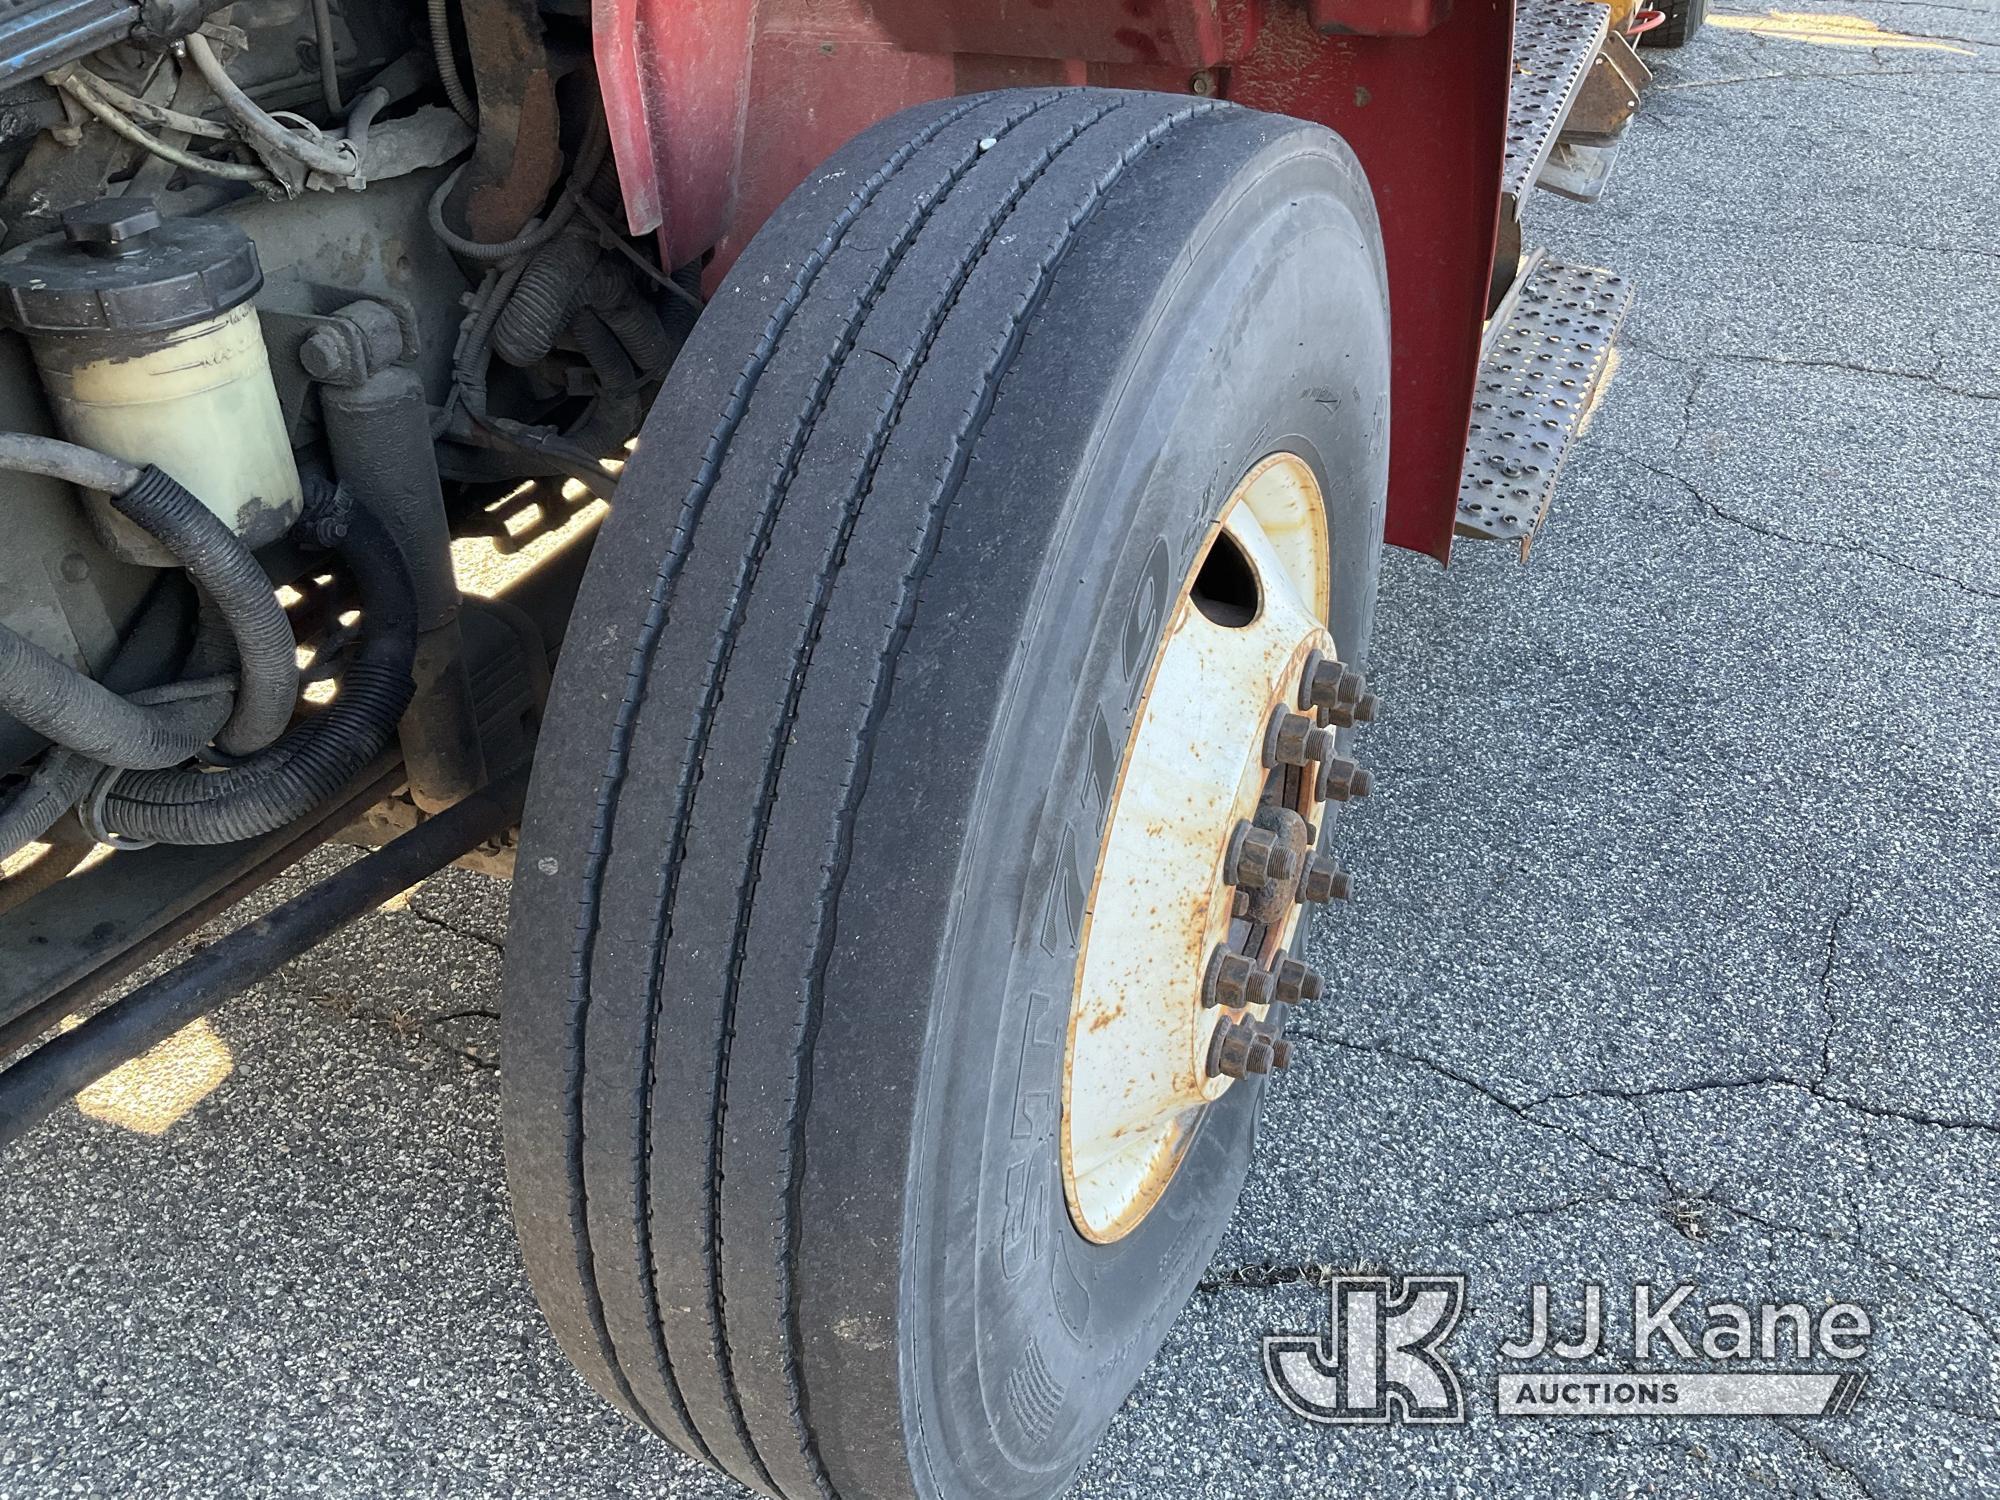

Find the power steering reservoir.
[{"left": 0, "top": 198, "right": 301, "bottom": 566}]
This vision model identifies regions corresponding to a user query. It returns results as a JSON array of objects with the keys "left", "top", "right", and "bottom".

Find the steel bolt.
[
  {"left": 1202, "top": 947, "right": 1277, "bottom": 1009},
  {"left": 1224, "top": 820, "right": 1298, "bottom": 889},
  {"left": 1324, "top": 689, "right": 1381, "bottom": 729},
  {"left": 1263, "top": 708, "right": 1336, "bottom": 769},
  {"left": 1298, "top": 855, "right": 1353, "bottom": 905},
  {"left": 299, "top": 328, "right": 351, "bottom": 382},
  {"left": 1316, "top": 756, "right": 1373, "bottom": 803},
  {"left": 1272, "top": 956, "right": 1325, "bottom": 1005}
]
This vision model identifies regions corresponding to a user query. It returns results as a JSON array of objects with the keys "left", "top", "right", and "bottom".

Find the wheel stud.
[
  {"left": 1263, "top": 708, "right": 1335, "bottom": 769},
  {"left": 1315, "top": 755, "right": 1373, "bottom": 803},
  {"left": 1272, "top": 956, "right": 1324, "bottom": 1004},
  {"left": 1224, "top": 820, "right": 1298, "bottom": 888},
  {"left": 1202, "top": 946, "right": 1277, "bottom": 1009},
  {"left": 1298, "top": 855, "right": 1353, "bottom": 905},
  {"left": 1254, "top": 1014, "right": 1294, "bottom": 1071},
  {"left": 1324, "top": 689, "right": 1380, "bottom": 729}
]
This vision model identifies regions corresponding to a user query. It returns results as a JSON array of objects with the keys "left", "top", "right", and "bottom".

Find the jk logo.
[{"left": 1264, "top": 1274, "right": 1467, "bottom": 1426}]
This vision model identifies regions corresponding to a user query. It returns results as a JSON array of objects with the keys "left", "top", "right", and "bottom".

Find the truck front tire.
[{"left": 503, "top": 87, "right": 1389, "bottom": 1500}]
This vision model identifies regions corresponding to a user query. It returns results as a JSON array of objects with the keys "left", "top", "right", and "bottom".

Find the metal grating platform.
[
  {"left": 1456, "top": 259, "right": 1635, "bottom": 548},
  {"left": 1502, "top": 0, "right": 1612, "bottom": 203}
]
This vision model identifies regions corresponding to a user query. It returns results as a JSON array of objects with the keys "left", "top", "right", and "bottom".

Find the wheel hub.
[{"left": 1060, "top": 453, "right": 1375, "bottom": 1244}]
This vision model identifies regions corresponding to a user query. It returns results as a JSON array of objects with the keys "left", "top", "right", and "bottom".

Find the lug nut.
[
  {"left": 1263, "top": 708, "right": 1336, "bottom": 769},
  {"left": 1224, "top": 821, "right": 1298, "bottom": 889},
  {"left": 1315, "top": 756, "right": 1373, "bottom": 803},
  {"left": 1209, "top": 1018, "right": 1271, "bottom": 1077},
  {"left": 1272, "top": 956, "right": 1325, "bottom": 1004},
  {"left": 1208, "top": 1017, "right": 1294, "bottom": 1079},
  {"left": 1300, "top": 650, "right": 1369, "bottom": 712},
  {"left": 1202, "top": 947, "right": 1277, "bottom": 1009},
  {"left": 1208, "top": 1019, "right": 1254, "bottom": 1078},
  {"left": 1298, "top": 855, "right": 1353, "bottom": 905}
]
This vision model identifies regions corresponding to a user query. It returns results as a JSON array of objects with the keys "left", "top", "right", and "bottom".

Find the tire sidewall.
[{"left": 901, "top": 130, "right": 1390, "bottom": 1499}]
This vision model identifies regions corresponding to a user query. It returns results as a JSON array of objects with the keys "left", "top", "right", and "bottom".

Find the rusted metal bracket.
[
  {"left": 443, "top": 0, "right": 561, "bottom": 243},
  {"left": 1541, "top": 28, "right": 1652, "bottom": 201},
  {"left": 1561, "top": 27, "right": 1651, "bottom": 143}
]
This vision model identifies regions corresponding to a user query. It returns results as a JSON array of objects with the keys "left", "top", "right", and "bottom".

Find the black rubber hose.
[
  {"left": 0, "top": 432, "right": 140, "bottom": 493},
  {"left": 584, "top": 262, "right": 674, "bottom": 376},
  {"left": 111, "top": 467, "right": 299, "bottom": 757},
  {"left": 492, "top": 229, "right": 600, "bottom": 367},
  {"left": 0, "top": 466, "right": 295, "bottom": 768},
  {"left": 0, "top": 751, "right": 94, "bottom": 862},
  {"left": 97, "top": 505, "right": 416, "bottom": 846},
  {"left": 0, "top": 615, "right": 231, "bottom": 771},
  {"left": 0, "top": 578, "right": 198, "bottom": 858},
  {"left": 562, "top": 312, "right": 642, "bottom": 458}
]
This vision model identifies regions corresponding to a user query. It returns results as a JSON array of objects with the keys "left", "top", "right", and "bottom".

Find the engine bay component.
[
  {"left": 0, "top": 198, "right": 301, "bottom": 565},
  {"left": 0, "top": 0, "right": 137, "bottom": 92}
]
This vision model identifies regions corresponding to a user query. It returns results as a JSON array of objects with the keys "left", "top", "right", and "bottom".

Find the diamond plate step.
[
  {"left": 1503, "top": 0, "right": 1612, "bottom": 205},
  {"left": 1456, "top": 259, "right": 1635, "bottom": 549}
]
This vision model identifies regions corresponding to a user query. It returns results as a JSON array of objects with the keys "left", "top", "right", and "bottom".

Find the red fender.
[{"left": 592, "top": 0, "right": 1512, "bottom": 562}]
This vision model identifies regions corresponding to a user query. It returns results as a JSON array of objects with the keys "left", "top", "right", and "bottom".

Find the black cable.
[{"left": 95, "top": 504, "right": 416, "bottom": 846}]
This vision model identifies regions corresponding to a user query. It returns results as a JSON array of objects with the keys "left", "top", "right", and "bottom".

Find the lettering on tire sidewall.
[{"left": 979, "top": 494, "right": 1241, "bottom": 1457}]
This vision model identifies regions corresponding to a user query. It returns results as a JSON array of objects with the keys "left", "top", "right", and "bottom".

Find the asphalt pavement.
[{"left": 3, "top": 6, "right": 1996, "bottom": 1497}]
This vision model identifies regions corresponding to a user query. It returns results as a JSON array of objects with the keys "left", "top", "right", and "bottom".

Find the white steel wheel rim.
[{"left": 1061, "top": 453, "right": 1334, "bottom": 1245}]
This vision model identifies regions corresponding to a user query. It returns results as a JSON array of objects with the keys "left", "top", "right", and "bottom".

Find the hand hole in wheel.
[
  {"left": 1189, "top": 527, "right": 1261, "bottom": 627},
  {"left": 1062, "top": 452, "right": 1336, "bottom": 1246}
]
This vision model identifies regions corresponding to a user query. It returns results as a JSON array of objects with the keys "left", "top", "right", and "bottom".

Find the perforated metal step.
[
  {"left": 1503, "top": 0, "right": 1612, "bottom": 204},
  {"left": 1456, "top": 259, "right": 1634, "bottom": 549}
]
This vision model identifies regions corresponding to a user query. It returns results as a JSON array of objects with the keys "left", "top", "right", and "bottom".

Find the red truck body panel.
[{"left": 592, "top": 0, "right": 1513, "bottom": 562}]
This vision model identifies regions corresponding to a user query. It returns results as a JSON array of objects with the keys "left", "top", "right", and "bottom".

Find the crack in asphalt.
[
  {"left": 1583, "top": 204, "right": 2000, "bottom": 263},
  {"left": 1290, "top": 1032, "right": 1676, "bottom": 1192},
  {"left": 399, "top": 903, "right": 507, "bottom": 955},
  {"left": 1623, "top": 336, "right": 1997, "bottom": 409},
  {"left": 1898, "top": 1394, "right": 2000, "bottom": 1426},
  {"left": 1457, "top": 1192, "right": 1649, "bottom": 1233},
  {"left": 1720, "top": 1195, "right": 2000, "bottom": 1348},
  {"left": 303, "top": 990, "right": 500, "bottom": 1072},
  {"left": 1817, "top": 890, "right": 1855, "bottom": 1085},
  {"left": 1616, "top": 453, "right": 2000, "bottom": 603},
  {"left": 1775, "top": 1418, "right": 1883, "bottom": 1500},
  {"left": 1279, "top": 1032, "right": 2000, "bottom": 1355},
  {"left": 1702, "top": 348, "right": 1998, "bottom": 403}
]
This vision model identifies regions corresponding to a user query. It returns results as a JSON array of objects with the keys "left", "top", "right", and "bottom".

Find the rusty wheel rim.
[{"left": 1060, "top": 452, "right": 1335, "bottom": 1244}]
